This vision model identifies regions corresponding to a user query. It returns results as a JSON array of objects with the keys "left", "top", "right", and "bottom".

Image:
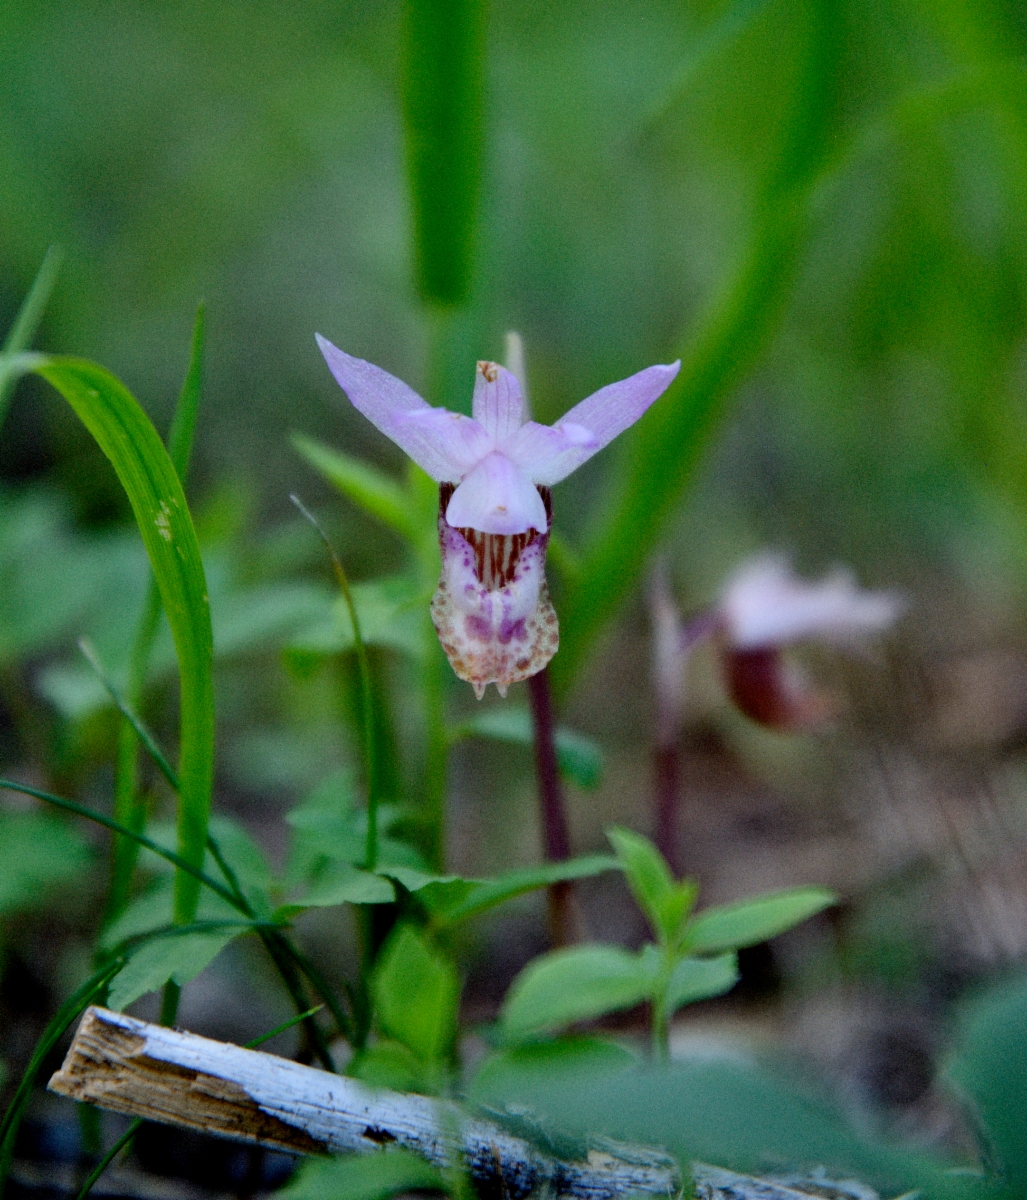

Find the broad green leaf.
[
  {"left": 278, "top": 861, "right": 395, "bottom": 916},
  {"left": 101, "top": 873, "right": 241, "bottom": 950},
  {"left": 470, "top": 1058, "right": 982, "bottom": 1198},
  {"left": 373, "top": 924, "right": 459, "bottom": 1067},
  {"left": 685, "top": 887, "right": 836, "bottom": 955},
  {"left": 470, "top": 1037, "right": 636, "bottom": 1103},
  {"left": 945, "top": 972, "right": 1027, "bottom": 1193},
  {"left": 501, "top": 945, "right": 656, "bottom": 1041},
  {"left": 348, "top": 1039, "right": 427, "bottom": 1093},
  {"left": 0, "top": 489, "right": 118, "bottom": 667},
  {"left": 292, "top": 434, "right": 419, "bottom": 543},
  {"left": 33, "top": 357, "right": 214, "bottom": 925},
  {"left": 108, "top": 927, "right": 244, "bottom": 1011},
  {"left": 382, "top": 866, "right": 467, "bottom": 893},
  {"left": 286, "top": 774, "right": 425, "bottom": 883},
  {"left": 416, "top": 856, "right": 619, "bottom": 927},
  {"left": 665, "top": 953, "right": 739, "bottom": 1015},
  {"left": 0, "top": 812, "right": 90, "bottom": 915},
  {"left": 281, "top": 1147, "right": 443, "bottom": 1200},
  {"left": 606, "top": 827, "right": 676, "bottom": 940},
  {"left": 454, "top": 708, "right": 604, "bottom": 790},
  {"left": 207, "top": 816, "right": 274, "bottom": 906}
]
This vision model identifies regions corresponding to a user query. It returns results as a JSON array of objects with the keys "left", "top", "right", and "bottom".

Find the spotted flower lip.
[{"left": 315, "top": 334, "right": 680, "bottom": 536}]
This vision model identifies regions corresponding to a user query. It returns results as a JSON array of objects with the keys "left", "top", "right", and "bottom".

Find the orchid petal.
[
  {"left": 392, "top": 408, "right": 494, "bottom": 481},
  {"left": 521, "top": 360, "right": 681, "bottom": 484},
  {"left": 722, "top": 554, "right": 905, "bottom": 649},
  {"left": 316, "top": 334, "right": 486, "bottom": 481},
  {"left": 472, "top": 361, "right": 525, "bottom": 442},
  {"left": 503, "top": 420, "right": 600, "bottom": 486},
  {"left": 445, "top": 452, "right": 548, "bottom": 535}
]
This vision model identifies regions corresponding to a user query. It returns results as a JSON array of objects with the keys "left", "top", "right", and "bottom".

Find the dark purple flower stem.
[
  {"left": 527, "top": 667, "right": 574, "bottom": 945},
  {"left": 651, "top": 608, "right": 719, "bottom": 877},
  {"left": 653, "top": 744, "right": 681, "bottom": 876}
]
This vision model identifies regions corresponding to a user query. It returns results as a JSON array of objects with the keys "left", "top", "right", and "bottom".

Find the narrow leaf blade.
[
  {"left": 292, "top": 433, "right": 418, "bottom": 543},
  {"left": 34, "top": 357, "right": 215, "bottom": 924}
]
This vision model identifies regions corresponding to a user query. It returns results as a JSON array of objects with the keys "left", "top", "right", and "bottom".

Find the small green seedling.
[{"left": 501, "top": 827, "right": 835, "bottom": 1058}]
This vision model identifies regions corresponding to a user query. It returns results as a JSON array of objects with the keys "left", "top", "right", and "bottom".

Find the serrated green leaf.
[
  {"left": 421, "top": 856, "right": 619, "bottom": 927},
  {"left": 33, "top": 357, "right": 214, "bottom": 925},
  {"left": 278, "top": 861, "right": 395, "bottom": 916},
  {"left": 373, "top": 924, "right": 459, "bottom": 1069},
  {"left": 454, "top": 707, "right": 604, "bottom": 790},
  {"left": 685, "top": 887, "right": 836, "bottom": 955},
  {"left": 286, "top": 576, "right": 427, "bottom": 663},
  {"left": 0, "top": 812, "right": 90, "bottom": 915},
  {"left": 108, "top": 927, "right": 243, "bottom": 1011},
  {"left": 665, "top": 953, "right": 739, "bottom": 1014},
  {"left": 292, "top": 433, "right": 419, "bottom": 543},
  {"left": 501, "top": 944, "right": 656, "bottom": 1041},
  {"left": 281, "top": 1146, "right": 443, "bottom": 1200}
]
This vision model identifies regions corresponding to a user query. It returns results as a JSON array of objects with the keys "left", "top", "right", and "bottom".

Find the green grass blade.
[
  {"left": 78, "top": 638, "right": 179, "bottom": 792},
  {"left": 0, "top": 957, "right": 122, "bottom": 1195},
  {"left": 32, "top": 357, "right": 214, "bottom": 924},
  {"left": 0, "top": 246, "right": 63, "bottom": 429},
  {"left": 292, "top": 433, "right": 419, "bottom": 544},
  {"left": 401, "top": 0, "right": 486, "bottom": 305},
  {"left": 167, "top": 302, "right": 205, "bottom": 480},
  {"left": 0, "top": 779, "right": 238, "bottom": 909},
  {"left": 290, "top": 495, "right": 381, "bottom": 870},
  {"left": 110, "top": 303, "right": 206, "bottom": 918}
]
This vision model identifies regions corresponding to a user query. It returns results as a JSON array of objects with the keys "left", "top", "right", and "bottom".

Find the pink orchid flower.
[
  {"left": 316, "top": 335, "right": 680, "bottom": 697},
  {"left": 717, "top": 554, "right": 905, "bottom": 728}
]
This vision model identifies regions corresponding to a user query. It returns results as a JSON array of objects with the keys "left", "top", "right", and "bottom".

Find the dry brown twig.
[{"left": 49, "top": 1007, "right": 877, "bottom": 1200}]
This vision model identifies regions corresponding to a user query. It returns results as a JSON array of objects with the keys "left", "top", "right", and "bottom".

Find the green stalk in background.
[
  {"left": 550, "top": 0, "right": 840, "bottom": 696},
  {"left": 0, "top": 246, "right": 63, "bottom": 431},
  {"left": 402, "top": 0, "right": 486, "bottom": 308},
  {"left": 109, "top": 304, "right": 206, "bottom": 920},
  {"left": 400, "top": 0, "right": 487, "bottom": 869}
]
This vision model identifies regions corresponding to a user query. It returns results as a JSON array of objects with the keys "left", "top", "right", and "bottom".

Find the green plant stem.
[
  {"left": 290, "top": 495, "right": 380, "bottom": 872},
  {"left": 401, "top": 0, "right": 486, "bottom": 306},
  {"left": 420, "top": 639, "right": 450, "bottom": 873},
  {"left": 0, "top": 778, "right": 348, "bottom": 1067}
]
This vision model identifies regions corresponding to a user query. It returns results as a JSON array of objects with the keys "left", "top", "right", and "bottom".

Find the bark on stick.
[
  {"left": 48, "top": 1007, "right": 677, "bottom": 1200},
  {"left": 48, "top": 1008, "right": 878, "bottom": 1200}
]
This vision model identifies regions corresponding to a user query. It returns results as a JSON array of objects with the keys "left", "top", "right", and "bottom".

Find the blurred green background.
[{"left": 4, "top": 0, "right": 1027, "bottom": 1169}]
